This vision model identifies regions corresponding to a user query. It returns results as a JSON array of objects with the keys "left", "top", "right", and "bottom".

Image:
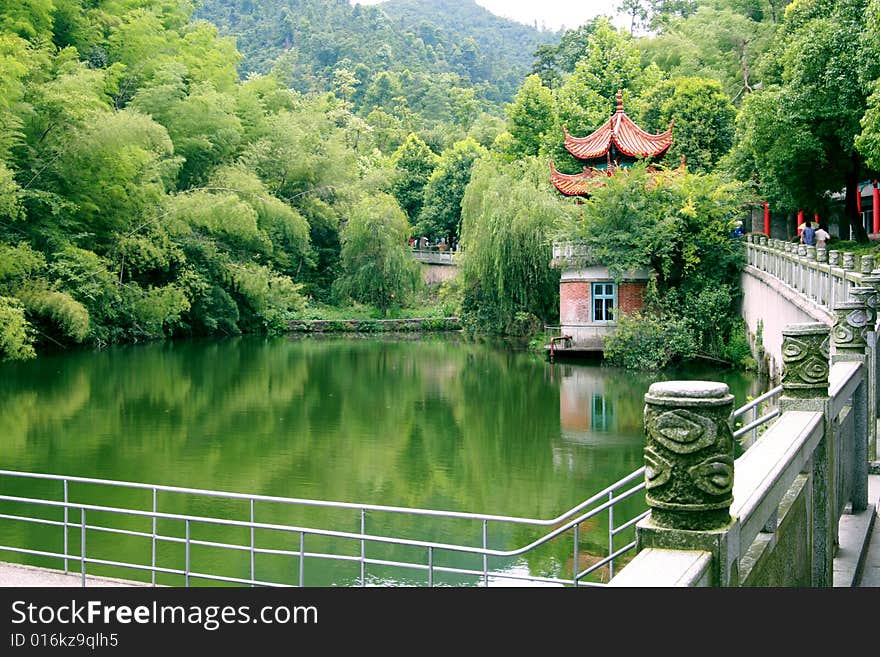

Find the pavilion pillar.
[
  {"left": 873, "top": 181, "right": 879, "bottom": 235},
  {"left": 763, "top": 201, "right": 770, "bottom": 237}
]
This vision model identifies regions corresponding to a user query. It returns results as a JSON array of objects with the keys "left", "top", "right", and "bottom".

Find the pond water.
[{"left": 0, "top": 334, "right": 764, "bottom": 586}]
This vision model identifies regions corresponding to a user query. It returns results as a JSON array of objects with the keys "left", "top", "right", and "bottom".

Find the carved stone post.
[
  {"left": 779, "top": 323, "right": 832, "bottom": 587},
  {"left": 643, "top": 381, "right": 735, "bottom": 531},
  {"left": 850, "top": 287, "right": 877, "bottom": 328},
  {"left": 806, "top": 245, "right": 817, "bottom": 261},
  {"left": 854, "top": 284, "right": 880, "bottom": 463},
  {"left": 781, "top": 323, "right": 830, "bottom": 399},
  {"left": 860, "top": 274, "right": 880, "bottom": 455},
  {"left": 816, "top": 247, "right": 827, "bottom": 263},
  {"left": 842, "top": 252, "right": 856, "bottom": 270},
  {"left": 636, "top": 381, "right": 739, "bottom": 586},
  {"left": 861, "top": 255, "right": 875, "bottom": 275},
  {"left": 828, "top": 250, "right": 840, "bottom": 267},
  {"left": 833, "top": 300, "right": 869, "bottom": 358},
  {"left": 834, "top": 298, "right": 871, "bottom": 511}
]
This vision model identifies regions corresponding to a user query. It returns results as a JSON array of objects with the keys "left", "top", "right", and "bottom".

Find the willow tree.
[
  {"left": 459, "top": 157, "right": 564, "bottom": 334},
  {"left": 335, "top": 193, "right": 420, "bottom": 317}
]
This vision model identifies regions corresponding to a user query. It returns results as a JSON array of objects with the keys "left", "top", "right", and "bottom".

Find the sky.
[{"left": 350, "top": 1, "right": 619, "bottom": 32}]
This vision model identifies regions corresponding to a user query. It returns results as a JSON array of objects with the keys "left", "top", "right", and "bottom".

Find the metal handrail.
[
  {"left": 0, "top": 486, "right": 644, "bottom": 558},
  {"left": 731, "top": 384, "right": 783, "bottom": 445},
  {"left": 0, "top": 387, "right": 783, "bottom": 588},
  {"left": 0, "top": 467, "right": 644, "bottom": 529},
  {"left": 0, "top": 466, "right": 647, "bottom": 587}
]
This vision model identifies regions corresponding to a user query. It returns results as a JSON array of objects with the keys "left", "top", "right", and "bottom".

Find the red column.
[
  {"left": 857, "top": 184, "right": 862, "bottom": 214},
  {"left": 797, "top": 209, "right": 804, "bottom": 236},
  {"left": 873, "top": 181, "right": 880, "bottom": 235},
  {"left": 763, "top": 201, "right": 770, "bottom": 236}
]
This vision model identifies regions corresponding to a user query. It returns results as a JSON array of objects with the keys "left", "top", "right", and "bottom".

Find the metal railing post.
[
  {"left": 752, "top": 404, "right": 759, "bottom": 445},
  {"left": 360, "top": 508, "right": 366, "bottom": 587},
  {"left": 250, "top": 499, "right": 255, "bottom": 587},
  {"left": 63, "top": 479, "right": 68, "bottom": 574},
  {"left": 151, "top": 488, "right": 157, "bottom": 586},
  {"left": 573, "top": 523, "right": 579, "bottom": 587},
  {"left": 608, "top": 491, "right": 614, "bottom": 580},
  {"left": 428, "top": 547, "right": 434, "bottom": 587},
  {"left": 185, "top": 520, "right": 191, "bottom": 587},
  {"left": 299, "top": 532, "right": 305, "bottom": 587},
  {"left": 482, "top": 520, "right": 488, "bottom": 587},
  {"left": 80, "top": 507, "right": 86, "bottom": 588}
]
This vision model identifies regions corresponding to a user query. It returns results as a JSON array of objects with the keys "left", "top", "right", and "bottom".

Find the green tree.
[
  {"left": 0, "top": 296, "right": 35, "bottom": 360},
  {"left": 335, "top": 193, "right": 420, "bottom": 316},
  {"left": 730, "top": 0, "right": 876, "bottom": 238},
  {"left": 505, "top": 74, "right": 557, "bottom": 159},
  {"left": 133, "top": 76, "right": 243, "bottom": 189},
  {"left": 640, "top": 77, "right": 736, "bottom": 172},
  {"left": 639, "top": 7, "right": 774, "bottom": 101},
  {"left": 390, "top": 133, "right": 440, "bottom": 223},
  {"left": 856, "top": 0, "right": 880, "bottom": 170},
  {"left": 459, "top": 157, "right": 563, "bottom": 334},
  {"left": 417, "top": 137, "right": 487, "bottom": 245},
  {"left": 45, "top": 109, "right": 178, "bottom": 245}
]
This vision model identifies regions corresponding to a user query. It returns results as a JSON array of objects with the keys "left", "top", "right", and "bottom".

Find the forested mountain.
[
  {"left": 194, "top": 0, "right": 559, "bottom": 106},
  {"left": 4, "top": 0, "right": 880, "bottom": 363}
]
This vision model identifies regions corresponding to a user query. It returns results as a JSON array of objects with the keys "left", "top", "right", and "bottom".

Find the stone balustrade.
[
  {"left": 743, "top": 234, "right": 880, "bottom": 315},
  {"left": 550, "top": 241, "right": 598, "bottom": 269},
  {"left": 611, "top": 317, "right": 870, "bottom": 587}
]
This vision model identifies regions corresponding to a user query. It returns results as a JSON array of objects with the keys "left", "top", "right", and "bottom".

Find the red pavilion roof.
[
  {"left": 549, "top": 161, "right": 611, "bottom": 196},
  {"left": 563, "top": 91, "right": 673, "bottom": 161}
]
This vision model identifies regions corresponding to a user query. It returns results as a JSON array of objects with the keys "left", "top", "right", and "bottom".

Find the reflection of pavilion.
[{"left": 556, "top": 366, "right": 643, "bottom": 447}]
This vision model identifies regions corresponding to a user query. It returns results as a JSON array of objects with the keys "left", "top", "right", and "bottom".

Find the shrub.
[{"left": 603, "top": 311, "right": 697, "bottom": 370}]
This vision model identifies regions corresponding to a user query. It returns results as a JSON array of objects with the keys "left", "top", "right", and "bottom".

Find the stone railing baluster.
[{"left": 636, "top": 380, "right": 739, "bottom": 586}]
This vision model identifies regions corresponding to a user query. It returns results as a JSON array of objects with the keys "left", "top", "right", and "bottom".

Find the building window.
[{"left": 592, "top": 282, "right": 616, "bottom": 322}]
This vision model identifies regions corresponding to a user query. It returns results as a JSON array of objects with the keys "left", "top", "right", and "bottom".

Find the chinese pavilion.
[
  {"left": 548, "top": 92, "right": 674, "bottom": 356},
  {"left": 550, "top": 90, "right": 674, "bottom": 197}
]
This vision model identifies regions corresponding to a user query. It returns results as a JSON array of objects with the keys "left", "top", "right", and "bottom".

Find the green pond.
[{"left": 0, "top": 334, "right": 764, "bottom": 586}]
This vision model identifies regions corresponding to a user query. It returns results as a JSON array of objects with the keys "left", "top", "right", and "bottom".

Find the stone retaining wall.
[{"left": 287, "top": 317, "right": 462, "bottom": 333}]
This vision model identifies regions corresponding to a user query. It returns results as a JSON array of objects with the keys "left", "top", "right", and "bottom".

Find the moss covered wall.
[{"left": 740, "top": 475, "right": 812, "bottom": 587}]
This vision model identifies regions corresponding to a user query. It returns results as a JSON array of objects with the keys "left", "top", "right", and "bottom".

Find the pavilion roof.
[
  {"left": 563, "top": 91, "right": 673, "bottom": 161},
  {"left": 549, "top": 161, "right": 611, "bottom": 196}
]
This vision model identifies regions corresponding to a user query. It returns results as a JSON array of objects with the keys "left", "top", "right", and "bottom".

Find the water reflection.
[{"left": 0, "top": 336, "right": 764, "bottom": 585}]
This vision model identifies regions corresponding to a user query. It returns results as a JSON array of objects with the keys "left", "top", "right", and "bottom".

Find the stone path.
[
  {"left": 856, "top": 473, "right": 880, "bottom": 586},
  {"left": 0, "top": 562, "right": 145, "bottom": 587}
]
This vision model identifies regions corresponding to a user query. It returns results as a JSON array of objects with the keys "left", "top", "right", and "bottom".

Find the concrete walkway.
[
  {"left": 855, "top": 472, "right": 880, "bottom": 586},
  {"left": 0, "top": 562, "right": 146, "bottom": 587}
]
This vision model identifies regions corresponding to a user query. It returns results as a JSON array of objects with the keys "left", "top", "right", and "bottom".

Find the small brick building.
[
  {"left": 551, "top": 244, "right": 650, "bottom": 352},
  {"left": 548, "top": 92, "right": 671, "bottom": 354}
]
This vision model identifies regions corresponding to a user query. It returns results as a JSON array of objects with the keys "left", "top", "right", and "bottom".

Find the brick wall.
[
  {"left": 560, "top": 281, "right": 592, "bottom": 323},
  {"left": 561, "top": 280, "right": 647, "bottom": 323},
  {"left": 619, "top": 282, "right": 647, "bottom": 314}
]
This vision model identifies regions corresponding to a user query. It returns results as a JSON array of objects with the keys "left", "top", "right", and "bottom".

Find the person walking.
[
  {"left": 814, "top": 224, "right": 830, "bottom": 249},
  {"left": 800, "top": 221, "right": 816, "bottom": 246}
]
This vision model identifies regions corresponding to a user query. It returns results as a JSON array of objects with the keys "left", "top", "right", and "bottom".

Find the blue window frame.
[{"left": 592, "top": 282, "right": 616, "bottom": 323}]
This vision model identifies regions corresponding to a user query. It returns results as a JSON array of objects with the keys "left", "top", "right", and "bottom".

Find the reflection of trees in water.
[{"left": 0, "top": 337, "right": 758, "bottom": 585}]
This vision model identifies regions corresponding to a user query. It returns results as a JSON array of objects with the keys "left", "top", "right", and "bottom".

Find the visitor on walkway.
[
  {"left": 814, "top": 225, "right": 830, "bottom": 249},
  {"left": 800, "top": 221, "right": 816, "bottom": 246}
]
